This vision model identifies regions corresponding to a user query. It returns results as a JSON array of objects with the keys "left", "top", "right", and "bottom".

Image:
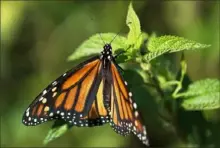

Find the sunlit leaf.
[
  {"left": 141, "top": 49, "right": 170, "bottom": 62},
  {"left": 141, "top": 35, "right": 211, "bottom": 62},
  {"left": 68, "top": 33, "right": 127, "bottom": 61},
  {"left": 126, "top": 2, "right": 142, "bottom": 49},
  {"left": 148, "top": 35, "right": 211, "bottom": 52}
]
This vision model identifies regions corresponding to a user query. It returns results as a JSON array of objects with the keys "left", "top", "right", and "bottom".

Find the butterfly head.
[
  {"left": 101, "top": 44, "right": 112, "bottom": 60},
  {"left": 103, "top": 44, "right": 112, "bottom": 53}
]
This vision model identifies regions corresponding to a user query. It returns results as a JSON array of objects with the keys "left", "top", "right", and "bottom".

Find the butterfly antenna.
[
  {"left": 99, "top": 33, "right": 106, "bottom": 45},
  {"left": 85, "top": 7, "right": 106, "bottom": 46},
  {"left": 110, "top": 21, "right": 132, "bottom": 44}
]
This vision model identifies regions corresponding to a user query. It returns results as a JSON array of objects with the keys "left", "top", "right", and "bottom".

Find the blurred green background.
[{"left": 1, "top": 1, "right": 219, "bottom": 147}]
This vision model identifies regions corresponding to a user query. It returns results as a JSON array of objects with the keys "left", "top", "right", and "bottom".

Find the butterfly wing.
[
  {"left": 106, "top": 61, "right": 149, "bottom": 146},
  {"left": 73, "top": 79, "right": 110, "bottom": 127},
  {"left": 22, "top": 56, "right": 107, "bottom": 126}
]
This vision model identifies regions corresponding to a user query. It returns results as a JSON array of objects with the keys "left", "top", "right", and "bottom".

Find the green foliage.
[
  {"left": 126, "top": 2, "right": 142, "bottom": 50},
  {"left": 143, "top": 35, "right": 211, "bottom": 62},
  {"left": 181, "top": 79, "right": 220, "bottom": 110},
  {"left": 181, "top": 79, "right": 219, "bottom": 97},
  {"left": 43, "top": 2, "right": 216, "bottom": 147},
  {"left": 148, "top": 35, "right": 211, "bottom": 52},
  {"left": 182, "top": 92, "right": 220, "bottom": 110},
  {"left": 44, "top": 120, "right": 69, "bottom": 145},
  {"left": 166, "top": 56, "right": 188, "bottom": 99}
]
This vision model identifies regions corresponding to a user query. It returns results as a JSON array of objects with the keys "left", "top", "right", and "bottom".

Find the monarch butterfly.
[{"left": 22, "top": 41, "right": 149, "bottom": 146}]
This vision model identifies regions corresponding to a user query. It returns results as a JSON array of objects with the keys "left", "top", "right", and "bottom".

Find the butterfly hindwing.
[{"left": 72, "top": 79, "right": 110, "bottom": 127}]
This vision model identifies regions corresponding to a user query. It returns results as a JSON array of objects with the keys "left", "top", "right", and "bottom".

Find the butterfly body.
[{"left": 22, "top": 44, "right": 149, "bottom": 146}]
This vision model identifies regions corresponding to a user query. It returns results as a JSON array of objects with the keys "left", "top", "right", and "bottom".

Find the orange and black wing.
[
  {"left": 107, "top": 62, "right": 149, "bottom": 146},
  {"left": 73, "top": 79, "right": 110, "bottom": 127},
  {"left": 22, "top": 56, "right": 108, "bottom": 126}
]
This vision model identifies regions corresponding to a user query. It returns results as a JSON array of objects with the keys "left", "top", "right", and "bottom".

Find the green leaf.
[
  {"left": 148, "top": 35, "right": 211, "bottom": 52},
  {"left": 141, "top": 35, "right": 211, "bottom": 62},
  {"left": 67, "top": 33, "right": 127, "bottom": 61},
  {"left": 182, "top": 92, "right": 220, "bottom": 110},
  {"left": 126, "top": 2, "right": 142, "bottom": 49},
  {"left": 44, "top": 120, "right": 70, "bottom": 145},
  {"left": 181, "top": 79, "right": 220, "bottom": 110},
  {"left": 141, "top": 49, "right": 170, "bottom": 62},
  {"left": 182, "top": 79, "right": 220, "bottom": 97}
]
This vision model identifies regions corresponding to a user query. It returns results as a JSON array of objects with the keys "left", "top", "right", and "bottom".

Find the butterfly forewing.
[{"left": 22, "top": 56, "right": 108, "bottom": 126}]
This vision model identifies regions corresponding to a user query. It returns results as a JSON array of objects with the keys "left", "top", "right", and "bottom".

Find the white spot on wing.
[
  {"left": 135, "top": 111, "right": 139, "bottom": 117},
  {"left": 42, "top": 98, "right": 47, "bottom": 104},
  {"left": 26, "top": 112, "right": 29, "bottom": 117},
  {"left": 52, "top": 87, "right": 57, "bottom": 92},
  {"left": 43, "top": 90, "right": 47, "bottom": 95},
  {"left": 39, "top": 97, "right": 44, "bottom": 101},
  {"left": 52, "top": 92, "right": 57, "bottom": 97},
  {"left": 133, "top": 103, "right": 137, "bottom": 109},
  {"left": 26, "top": 107, "right": 30, "bottom": 112},
  {"left": 142, "top": 136, "right": 146, "bottom": 140},
  {"left": 52, "top": 81, "right": 57, "bottom": 86},
  {"left": 133, "top": 126, "right": 136, "bottom": 131},
  {"left": 143, "top": 127, "right": 147, "bottom": 135},
  {"left": 44, "top": 106, "right": 50, "bottom": 112}
]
